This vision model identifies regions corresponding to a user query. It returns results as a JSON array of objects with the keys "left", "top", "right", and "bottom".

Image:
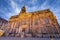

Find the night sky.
[{"left": 0, "top": 0, "right": 60, "bottom": 24}]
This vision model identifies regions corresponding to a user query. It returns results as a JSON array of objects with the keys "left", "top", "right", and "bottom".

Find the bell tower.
[{"left": 20, "top": 6, "right": 26, "bottom": 13}]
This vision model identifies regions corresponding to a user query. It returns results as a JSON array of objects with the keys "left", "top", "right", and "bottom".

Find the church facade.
[{"left": 4, "top": 6, "right": 60, "bottom": 37}]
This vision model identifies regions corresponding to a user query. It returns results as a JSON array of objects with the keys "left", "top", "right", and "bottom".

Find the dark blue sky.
[{"left": 0, "top": 0, "right": 60, "bottom": 24}]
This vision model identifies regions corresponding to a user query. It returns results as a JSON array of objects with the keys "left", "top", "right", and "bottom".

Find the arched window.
[
  {"left": 44, "top": 18, "right": 49, "bottom": 24},
  {"left": 16, "top": 22, "right": 20, "bottom": 28},
  {"left": 34, "top": 19, "right": 39, "bottom": 25},
  {"left": 21, "top": 20, "right": 26, "bottom": 25},
  {"left": 52, "top": 24, "right": 59, "bottom": 34}
]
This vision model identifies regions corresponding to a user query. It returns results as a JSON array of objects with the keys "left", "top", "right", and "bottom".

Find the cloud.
[
  {"left": 5, "top": 0, "right": 21, "bottom": 20},
  {"left": 29, "top": 0, "right": 38, "bottom": 5},
  {"left": 39, "top": 0, "right": 48, "bottom": 9},
  {"left": 26, "top": 5, "right": 39, "bottom": 12},
  {"left": 10, "top": 0, "right": 20, "bottom": 13},
  {"left": 0, "top": 0, "right": 60, "bottom": 24}
]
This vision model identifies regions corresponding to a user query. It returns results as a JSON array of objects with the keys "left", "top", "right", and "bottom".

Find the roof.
[
  {"left": 10, "top": 15, "right": 19, "bottom": 19},
  {"left": 9, "top": 9, "right": 51, "bottom": 19},
  {"left": 0, "top": 17, "right": 8, "bottom": 22},
  {"left": 31, "top": 9, "right": 51, "bottom": 13},
  {"left": 26, "top": 9, "right": 51, "bottom": 15}
]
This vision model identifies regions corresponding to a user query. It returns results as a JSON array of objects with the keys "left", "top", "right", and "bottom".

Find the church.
[{"left": 3, "top": 6, "right": 60, "bottom": 37}]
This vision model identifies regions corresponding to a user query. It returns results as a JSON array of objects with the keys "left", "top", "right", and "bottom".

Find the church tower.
[{"left": 20, "top": 6, "right": 26, "bottom": 13}]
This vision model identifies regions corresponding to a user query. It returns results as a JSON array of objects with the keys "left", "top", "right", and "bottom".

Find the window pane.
[
  {"left": 16, "top": 22, "right": 20, "bottom": 28},
  {"left": 34, "top": 19, "right": 39, "bottom": 25},
  {"left": 44, "top": 18, "right": 49, "bottom": 24}
]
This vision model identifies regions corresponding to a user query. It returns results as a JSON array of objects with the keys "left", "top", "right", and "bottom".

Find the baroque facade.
[{"left": 3, "top": 6, "right": 60, "bottom": 37}]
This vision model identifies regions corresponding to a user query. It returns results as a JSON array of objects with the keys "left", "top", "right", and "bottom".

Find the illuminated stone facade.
[{"left": 4, "top": 6, "right": 60, "bottom": 37}]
